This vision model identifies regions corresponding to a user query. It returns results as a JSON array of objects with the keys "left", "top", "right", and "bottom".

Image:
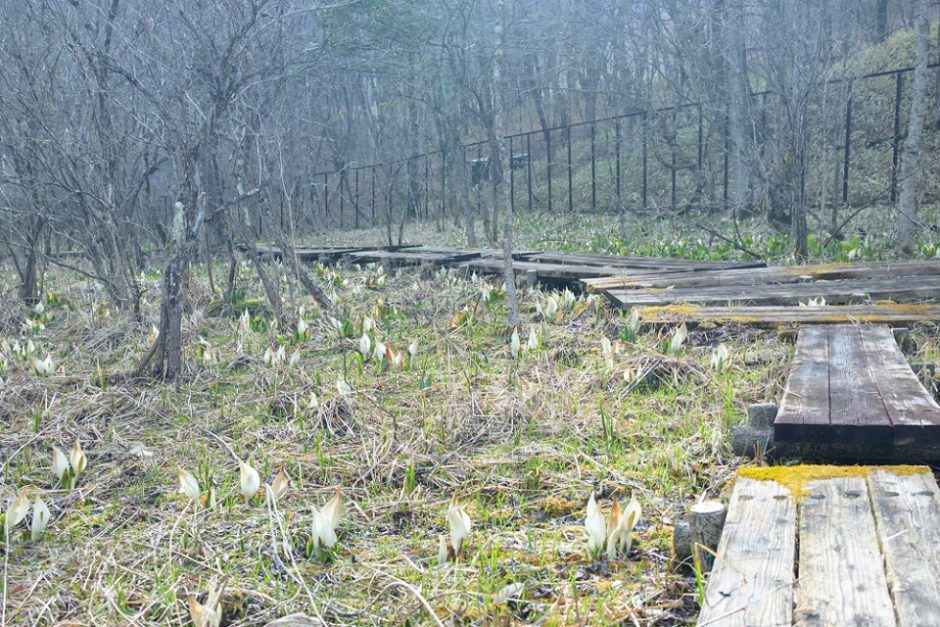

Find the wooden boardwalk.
[
  {"left": 632, "top": 304, "right": 940, "bottom": 325},
  {"left": 773, "top": 325, "right": 940, "bottom": 451},
  {"left": 603, "top": 275, "right": 940, "bottom": 308},
  {"left": 242, "top": 244, "right": 940, "bottom": 322},
  {"left": 698, "top": 467, "right": 940, "bottom": 627}
]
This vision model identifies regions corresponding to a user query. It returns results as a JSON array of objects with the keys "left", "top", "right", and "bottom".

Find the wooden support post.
[
  {"left": 523, "top": 269, "right": 538, "bottom": 289},
  {"left": 690, "top": 501, "right": 727, "bottom": 573},
  {"left": 732, "top": 425, "right": 774, "bottom": 458},
  {"left": 672, "top": 521, "right": 692, "bottom": 564},
  {"left": 747, "top": 403, "right": 778, "bottom": 429}
]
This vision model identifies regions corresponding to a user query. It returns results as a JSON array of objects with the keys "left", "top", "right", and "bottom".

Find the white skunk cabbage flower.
[
  {"left": 544, "top": 295, "right": 559, "bottom": 319},
  {"left": 262, "top": 348, "right": 274, "bottom": 366},
  {"left": 626, "top": 307, "right": 640, "bottom": 334},
  {"left": 527, "top": 328, "right": 539, "bottom": 351},
  {"left": 510, "top": 328, "right": 521, "bottom": 359},
  {"left": 52, "top": 446, "right": 69, "bottom": 482},
  {"left": 297, "top": 318, "right": 309, "bottom": 338},
  {"left": 288, "top": 349, "right": 300, "bottom": 368},
  {"left": 275, "top": 345, "right": 286, "bottom": 364},
  {"left": 33, "top": 354, "right": 54, "bottom": 375},
  {"left": 710, "top": 344, "right": 731, "bottom": 371},
  {"left": 408, "top": 339, "right": 419, "bottom": 360},
  {"left": 374, "top": 341, "right": 387, "bottom": 363},
  {"left": 437, "top": 535, "right": 450, "bottom": 565},
  {"left": 336, "top": 376, "right": 352, "bottom": 396},
  {"left": 667, "top": 323, "right": 688, "bottom": 355},
  {"left": 238, "top": 459, "right": 260, "bottom": 501},
  {"left": 606, "top": 499, "right": 624, "bottom": 560},
  {"left": 269, "top": 464, "right": 290, "bottom": 502},
  {"left": 178, "top": 467, "right": 201, "bottom": 502},
  {"left": 362, "top": 317, "right": 374, "bottom": 333},
  {"left": 446, "top": 493, "right": 472, "bottom": 559},
  {"left": 359, "top": 333, "right": 372, "bottom": 358},
  {"left": 69, "top": 440, "right": 87, "bottom": 478},
  {"left": 188, "top": 584, "right": 223, "bottom": 627},
  {"left": 312, "top": 488, "right": 345, "bottom": 550},
  {"left": 620, "top": 495, "right": 642, "bottom": 555},
  {"left": 4, "top": 489, "right": 31, "bottom": 538},
  {"left": 584, "top": 493, "right": 607, "bottom": 559},
  {"left": 31, "top": 495, "right": 51, "bottom": 542},
  {"left": 308, "top": 392, "right": 320, "bottom": 408},
  {"left": 799, "top": 296, "right": 827, "bottom": 307}
]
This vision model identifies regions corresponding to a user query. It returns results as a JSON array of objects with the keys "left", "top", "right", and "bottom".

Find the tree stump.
[
  {"left": 732, "top": 425, "right": 774, "bottom": 458},
  {"left": 690, "top": 500, "right": 727, "bottom": 573},
  {"left": 672, "top": 521, "right": 692, "bottom": 564}
]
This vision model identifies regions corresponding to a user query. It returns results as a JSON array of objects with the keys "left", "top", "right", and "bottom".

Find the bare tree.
[{"left": 896, "top": 0, "right": 930, "bottom": 254}]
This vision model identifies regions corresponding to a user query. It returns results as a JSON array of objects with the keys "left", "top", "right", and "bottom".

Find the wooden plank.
[
  {"left": 774, "top": 326, "right": 831, "bottom": 444},
  {"left": 697, "top": 478, "right": 795, "bottom": 627},
  {"left": 795, "top": 476, "right": 896, "bottom": 626},
  {"left": 522, "top": 251, "right": 764, "bottom": 271},
  {"left": 868, "top": 468, "right": 940, "bottom": 627},
  {"left": 827, "top": 325, "right": 893, "bottom": 445},
  {"left": 459, "top": 258, "right": 666, "bottom": 281},
  {"left": 860, "top": 327, "right": 940, "bottom": 445},
  {"left": 633, "top": 304, "right": 940, "bottom": 325},
  {"left": 605, "top": 275, "right": 940, "bottom": 308},
  {"left": 348, "top": 250, "right": 482, "bottom": 266},
  {"left": 585, "top": 259, "right": 940, "bottom": 292}
]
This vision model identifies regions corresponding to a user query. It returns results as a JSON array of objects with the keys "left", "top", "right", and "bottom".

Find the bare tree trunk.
[
  {"left": 725, "top": 0, "right": 750, "bottom": 216},
  {"left": 490, "top": 0, "right": 519, "bottom": 328},
  {"left": 897, "top": 0, "right": 930, "bottom": 254}
]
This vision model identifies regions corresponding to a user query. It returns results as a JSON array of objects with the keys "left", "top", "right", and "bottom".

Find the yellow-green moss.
[{"left": 738, "top": 464, "right": 931, "bottom": 501}]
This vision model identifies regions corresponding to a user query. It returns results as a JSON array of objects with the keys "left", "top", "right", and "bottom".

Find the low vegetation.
[{"left": 3, "top": 215, "right": 938, "bottom": 625}]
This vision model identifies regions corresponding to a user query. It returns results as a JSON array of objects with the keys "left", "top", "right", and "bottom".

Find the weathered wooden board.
[
  {"left": 632, "top": 304, "right": 940, "bottom": 325},
  {"left": 826, "top": 325, "right": 893, "bottom": 445},
  {"left": 697, "top": 478, "right": 796, "bottom": 627},
  {"left": 585, "top": 259, "right": 940, "bottom": 292},
  {"left": 861, "top": 327, "right": 940, "bottom": 446},
  {"left": 240, "top": 245, "right": 376, "bottom": 262},
  {"left": 795, "top": 477, "right": 896, "bottom": 626},
  {"left": 520, "top": 251, "right": 764, "bottom": 271},
  {"left": 401, "top": 246, "right": 539, "bottom": 259},
  {"left": 605, "top": 275, "right": 940, "bottom": 308},
  {"left": 774, "top": 325, "right": 940, "bottom": 448},
  {"left": 458, "top": 258, "right": 665, "bottom": 281},
  {"left": 348, "top": 249, "right": 483, "bottom": 266},
  {"left": 868, "top": 469, "right": 940, "bottom": 627},
  {"left": 774, "top": 326, "right": 831, "bottom": 444}
]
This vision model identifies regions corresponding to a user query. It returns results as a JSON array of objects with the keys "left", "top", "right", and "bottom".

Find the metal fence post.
[
  {"left": 566, "top": 124, "right": 573, "bottom": 213},
  {"left": 642, "top": 112, "right": 648, "bottom": 211},
  {"left": 526, "top": 132, "right": 533, "bottom": 212},
  {"left": 842, "top": 91, "right": 853, "bottom": 204},
  {"left": 590, "top": 124, "right": 596, "bottom": 212},
  {"left": 509, "top": 135, "right": 515, "bottom": 214},
  {"left": 615, "top": 118, "right": 622, "bottom": 208},
  {"left": 891, "top": 71, "right": 903, "bottom": 202},
  {"left": 547, "top": 129, "right": 553, "bottom": 213}
]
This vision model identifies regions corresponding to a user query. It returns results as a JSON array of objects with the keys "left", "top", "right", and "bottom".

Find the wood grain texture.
[
  {"left": 795, "top": 477, "right": 896, "bottom": 627},
  {"left": 774, "top": 326, "right": 831, "bottom": 443},
  {"left": 522, "top": 251, "right": 763, "bottom": 271},
  {"left": 584, "top": 259, "right": 940, "bottom": 292},
  {"left": 868, "top": 469, "right": 940, "bottom": 627},
  {"left": 630, "top": 304, "right": 940, "bottom": 325},
  {"left": 826, "top": 325, "right": 892, "bottom": 445},
  {"left": 697, "top": 478, "right": 795, "bottom": 627},
  {"left": 605, "top": 275, "right": 940, "bottom": 308},
  {"left": 860, "top": 327, "right": 940, "bottom": 445}
]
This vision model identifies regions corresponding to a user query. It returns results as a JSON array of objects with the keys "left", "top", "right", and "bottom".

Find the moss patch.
[{"left": 738, "top": 464, "right": 931, "bottom": 501}]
